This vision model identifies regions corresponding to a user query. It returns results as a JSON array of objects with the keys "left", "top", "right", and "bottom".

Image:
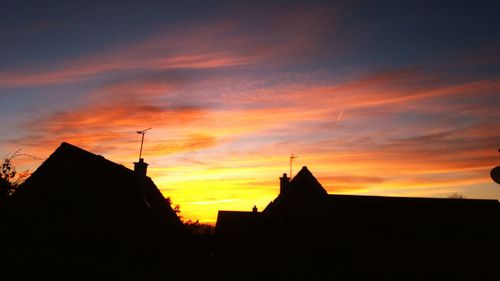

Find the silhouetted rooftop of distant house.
[
  {"left": 217, "top": 166, "right": 500, "bottom": 239},
  {"left": 214, "top": 166, "right": 500, "bottom": 277},
  {"left": 9, "top": 142, "right": 184, "bottom": 257},
  {"left": 215, "top": 210, "right": 261, "bottom": 243}
]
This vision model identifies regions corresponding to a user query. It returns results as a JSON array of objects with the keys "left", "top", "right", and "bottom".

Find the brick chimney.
[
  {"left": 280, "top": 173, "right": 290, "bottom": 194},
  {"left": 134, "top": 158, "right": 148, "bottom": 178}
]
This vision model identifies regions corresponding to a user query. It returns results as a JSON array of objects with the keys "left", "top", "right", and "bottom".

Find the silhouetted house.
[
  {"left": 215, "top": 166, "right": 500, "bottom": 278},
  {"left": 215, "top": 210, "right": 262, "bottom": 257},
  {"left": 5, "top": 142, "right": 185, "bottom": 276}
]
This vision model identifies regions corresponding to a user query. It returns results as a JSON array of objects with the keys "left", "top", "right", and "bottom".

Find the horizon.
[
  {"left": 11, "top": 139, "right": 500, "bottom": 224},
  {"left": 1, "top": 0, "right": 499, "bottom": 223}
]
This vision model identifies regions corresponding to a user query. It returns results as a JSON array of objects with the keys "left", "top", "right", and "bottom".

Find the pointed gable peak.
[
  {"left": 291, "top": 166, "right": 316, "bottom": 185},
  {"left": 294, "top": 166, "right": 312, "bottom": 178},
  {"left": 59, "top": 141, "right": 75, "bottom": 149},
  {"left": 289, "top": 166, "right": 328, "bottom": 196},
  {"left": 54, "top": 142, "right": 95, "bottom": 158},
  {"left": 55, "top": 141, "right": 80, "bottom": 153}
]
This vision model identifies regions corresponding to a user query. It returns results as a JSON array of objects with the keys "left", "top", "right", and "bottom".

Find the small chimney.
[
  {"left": 252, "top": 205, "right": 258, "bottom": 213},
  {"left": 280, "top": 173, "right": 290, "bottom": 194},
  {"left": 134, "top": 158, "right": 148, "bottom": 178}
]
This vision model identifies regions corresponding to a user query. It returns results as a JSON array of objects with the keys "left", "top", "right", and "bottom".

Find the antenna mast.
[
  {"left": 137, "top": 128, "right": 152, "bottom": 160},
  {"left": 290, "top": 154, "right": 298, "bottom": 178}
]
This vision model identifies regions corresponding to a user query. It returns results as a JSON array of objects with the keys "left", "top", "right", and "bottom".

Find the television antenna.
[
  {"left": 290, "top": 154, "right": 299, "bottom": 178},
  {"left": 136, "top": 128, "right": 152, "bottom": 160}
]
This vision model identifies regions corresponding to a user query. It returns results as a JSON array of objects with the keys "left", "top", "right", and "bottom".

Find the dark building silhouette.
[
  {"left": 3, "top": 142, "right": 500, "bottom": 279},
  {"left": 215, "top": 166, "right": 500, "bottom": 278},
  {"left": 3, "top": 142, "right": 186, "bottom": 278}
]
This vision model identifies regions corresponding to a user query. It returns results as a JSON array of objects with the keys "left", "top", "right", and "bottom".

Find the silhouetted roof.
[
  {"left": 11, "top": 142, "right": 183, "bottom": 251},
  {"left": 257, "top": 167, "right": 500, "bottom": 243},
  {"left": 214, "top": 166, "right": 500, "bottom": 276},
  {"left": 246, "top": 166, "right": 361, "bottom": 248},
  {"left": 215, "top": 211, "right": 261, "bottom": 242},
  {"left": 329, "top": 194, "right": 500, "bottom": 241},
  {"left": 267, "top": 166, "right": 329, "bottom": 211}
]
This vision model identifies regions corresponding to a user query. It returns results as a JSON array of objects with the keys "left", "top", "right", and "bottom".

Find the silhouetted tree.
[
  {"left": 447, "top": 192, "right": 466, "bottom": 199},
  {"left": 166, "top": 196, "right": 183, "bottom": 220},
  {"left": 184, "top": 219, "right": 214, "bottom": 235},
  {"left": 1, "top": 155, "right": 18, "bottom": 200},
  {"left": 0, "top": 151, "right": 30, "bottom": 201},
  {"left": 165, "top": 196, "right": 213, "bottom": 234},
  {"left": 174, "top": 204, "right": 181, "bottom": 215}
]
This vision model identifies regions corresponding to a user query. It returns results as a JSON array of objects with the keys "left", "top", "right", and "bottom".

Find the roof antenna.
[
  {"left": 137, "top": 128, "right": 152, "bottom": 160},
  {"left": 290, "top": 154, "right": 299, "bottom": 178}
]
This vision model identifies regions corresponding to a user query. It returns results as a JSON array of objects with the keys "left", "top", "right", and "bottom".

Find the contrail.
[
  {"left": 333, "top": 108, "right": 344, "bottom": 127},
  {"left": 335, "top": 109, "right": 344, "bottom": 126}
]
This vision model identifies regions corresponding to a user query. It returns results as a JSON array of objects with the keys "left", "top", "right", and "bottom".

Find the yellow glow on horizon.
[{"left": 144, "top": 153, "right": 500, "bottom": 223}]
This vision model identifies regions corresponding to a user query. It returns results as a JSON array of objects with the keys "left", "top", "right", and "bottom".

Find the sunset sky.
[{"left": 1, "top": 0, "right": 499, "bottom": 223}]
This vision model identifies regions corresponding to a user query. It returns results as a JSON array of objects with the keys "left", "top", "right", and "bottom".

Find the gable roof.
[
  {"left": 249, "top": 166, "right": 361, "bottom": 247},
  {"left": 268, "top": 166, "right": 329, "bottom": 210},
  {"left": 11, "top": 142, "right": 183, "bottom": 246}
]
